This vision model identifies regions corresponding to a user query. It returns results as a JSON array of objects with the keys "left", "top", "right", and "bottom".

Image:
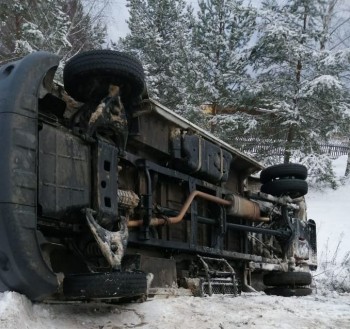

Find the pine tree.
[
  {"left": 63, "top": 0, "right": 107, "bottom": 57},
  {"left": 119, "top": 0, "right": 195, "bottom": 112},
  {"left": 191, "top": 0, "right": 256, "bottom": 109},
  {"left": 0, "top": 0, "right": 107, "bottom": 64},
  {"left": 239, "top": 0, "right": 350, "bottom": 185},
  {"left": 181, "top": 0, "right": 256, "bottom": 134}
]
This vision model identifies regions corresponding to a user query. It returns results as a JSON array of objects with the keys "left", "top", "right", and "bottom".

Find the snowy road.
[{"left": 0, "top": 291, "right": 349, "bottom": 329}]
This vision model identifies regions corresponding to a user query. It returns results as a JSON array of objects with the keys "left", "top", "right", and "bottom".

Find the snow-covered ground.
[
  {"left": 306, "top": 155, "right": 350, "bottom": 262},
  {"left": 0, "top": 291, "right": 349, "bottom": 329},
  {"left": 1, "top": 157, "right": 350, "bottom": 328}
]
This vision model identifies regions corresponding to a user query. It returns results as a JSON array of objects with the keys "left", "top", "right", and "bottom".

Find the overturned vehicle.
[{"left": 0, "top": 50, "right": 317, "bottom": 301}]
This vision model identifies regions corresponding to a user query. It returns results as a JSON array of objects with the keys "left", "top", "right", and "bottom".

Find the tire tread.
[
  {"left": 63, "top": 271, "right": 147, "bottom": 300},
  {"left": 260, "top": 164, "right": 307, "bottom": 184},
  {"left": 260, "top": 179, "right": 308, "bottom": 198},
  {"left": 264, "top": 287, "right": 312, "bottom": 297},
  {"left": 63, "top": 50, "right": 145, "bottom": 102},
  {"left": 263, "top": 271, "right": 312, "bottom": 286}
]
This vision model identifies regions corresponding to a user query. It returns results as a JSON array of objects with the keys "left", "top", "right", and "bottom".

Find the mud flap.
[{"left": 0, "top": 52, "right": 60, "bottom": 300}]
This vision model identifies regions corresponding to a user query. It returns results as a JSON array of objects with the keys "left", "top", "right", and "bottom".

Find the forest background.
[{"left": 1, "top": 0, "right": 350, "bottom": 187}]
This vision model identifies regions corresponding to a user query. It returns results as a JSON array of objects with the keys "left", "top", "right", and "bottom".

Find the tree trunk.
[
  {"left": 210, "top": 103, "right": 218, "bottom": 134},
  {"left": 284, "top": 6, "right": 307, "bottom": 164},
  {"left": 284, "top": 125, "right": 295, "bottom": 164},
  {"left": 320, "top": 0, "right": 338, "bottom": 50}
]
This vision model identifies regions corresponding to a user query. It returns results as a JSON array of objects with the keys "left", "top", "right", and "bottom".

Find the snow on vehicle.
[{"left": 0, "top": 50, "right": 317, "bottom": 301}]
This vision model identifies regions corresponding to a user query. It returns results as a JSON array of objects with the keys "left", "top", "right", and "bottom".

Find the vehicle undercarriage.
[{"left": 0, "top": 50, "right": 317, "bottom": 301}]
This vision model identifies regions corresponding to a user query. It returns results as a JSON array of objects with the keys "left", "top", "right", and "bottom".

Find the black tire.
[
  {"left": 260, "top": 164, "right": 307, "bottom": 184},
  {"left": 63, "top": 271, "right": 147, "bottom": 300},
  {"left": 264, "top": 287, "right": 312, "bottom": 297},
  {"left": 263, "top": 272, "right": 312, "bottom": 287},
  {"left": 63, "top": 50, "right": 145, "bottom": 102},
  {"left": 260, "top": 179, "right": 308, "bottom": 198}
]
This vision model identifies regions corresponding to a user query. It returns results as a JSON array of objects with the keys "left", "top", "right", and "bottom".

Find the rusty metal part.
[
  {"left": 61, "top": 90, "right": 82, "bottom": 118},
  {"left": 241, "top": 268, "right": 257, "bottom": 293},
  {"left": 247, "top": 191, "right": 300, "bottom": 210},
  {"left": 118, "top": 189, "right": 140, "bottom": 209},
  {"left": 88, "top": 85, "right": 126, "bottom": 128},
  {"left": 127, "top": 190, "right": 268, "bottom": 228},
  {"left": 226, "top": 194, "right": 268, "bottom": 222},
  {"left": 84, "top": 208, "right": 128, "bottom": 269},
  {"left": 248, "top": 261, "right": 287, "bottom": 272}
]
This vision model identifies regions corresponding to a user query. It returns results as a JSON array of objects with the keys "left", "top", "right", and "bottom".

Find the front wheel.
[{"left": 63, "top": 50, "right": 145, "bottom": 102}]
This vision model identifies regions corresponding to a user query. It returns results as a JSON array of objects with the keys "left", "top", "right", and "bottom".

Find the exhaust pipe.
[{"left": 127, "top": 191, "right": 268, "bottom": 228}]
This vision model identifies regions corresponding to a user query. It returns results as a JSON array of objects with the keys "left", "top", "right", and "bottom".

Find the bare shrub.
[{"left": 314, "top": 234, "right": 350, "bottom": 293}]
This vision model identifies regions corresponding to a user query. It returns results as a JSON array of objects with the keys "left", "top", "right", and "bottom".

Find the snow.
[
  {"left": 301, "top": 75, "right": 343, "bottom": 98},
  {"left": 306, "top": 155, "right": 350, "bottom": 261},
  {"left": 1, "top": 157, "right": 350, "bottom": 328}
]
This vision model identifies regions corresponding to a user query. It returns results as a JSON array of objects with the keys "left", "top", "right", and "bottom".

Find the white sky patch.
[
  {"left": 107, "top": 0, "right": 261, "bottom": 42},
  {"left": 107, "top": 0, "right": 130, "bottom": 42}
]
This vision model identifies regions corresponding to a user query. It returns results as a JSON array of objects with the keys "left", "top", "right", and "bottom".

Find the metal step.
[{"left": 198, "top": 256, "right": 239, "bottom": 297}]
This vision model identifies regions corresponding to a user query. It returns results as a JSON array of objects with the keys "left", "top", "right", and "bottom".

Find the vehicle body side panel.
[{"left": 0, "top": 52, "right": 59, "bottom": 300}]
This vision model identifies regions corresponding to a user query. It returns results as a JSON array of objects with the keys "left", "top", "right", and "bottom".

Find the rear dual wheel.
[
  {"left": 263, "top": 271, "right": 312, "bottom": 286},
  {"left": 263, "top": 271, "right": 313, "bottom": 297},
  {"left": 260, "top": 164, "right": 308, "bottom": 198},
  {"left": 265, "top": 287, "right": 312, "bottom": 297},
  {"left": 261, "top": 179, "right": 308, "bottom": 198},
  {"left": 260, "top": 164, "right": 307, "bottom": 184}
]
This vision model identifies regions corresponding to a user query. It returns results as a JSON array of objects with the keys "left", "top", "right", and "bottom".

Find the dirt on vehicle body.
[{"left": 0, "top": 50, "right": 317, "bottom": 301}]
